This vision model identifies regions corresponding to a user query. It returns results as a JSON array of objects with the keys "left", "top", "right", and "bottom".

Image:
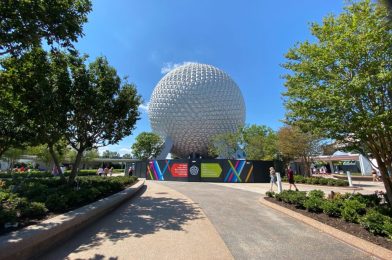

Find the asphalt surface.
[{"left": 162, "top": 181, "right": 374, "bottom": 260}]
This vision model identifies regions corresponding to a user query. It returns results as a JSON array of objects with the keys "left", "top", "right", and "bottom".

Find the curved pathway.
[
  {"left": 41, "top": 180, "right": 374, "bottom": 260},
  {"left": 161, "top": 181, "right": 373, "bottom": 260},
  {"left": 41, "top": 181, "right": 232, "bottom": 260}
]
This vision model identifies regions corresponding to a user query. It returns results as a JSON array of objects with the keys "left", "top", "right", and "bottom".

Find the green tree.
[
  {"left": 122, "top": 153, "right": 132, "bottom": 159},
  {"left": 282, "top": 0, "right": 392, "bottom": 203},
  {"left": 0, "top": 48, "right": 72, "bottom": 177},
  {"left": 66, "top": 55, "right": 141, "bottom": 182},
  {"left": 208, "top": 125, "right": 277, "bottom": 160},
  {"left": 131, "top": 132, "right": 163, "bottom": 160},
  {"left": 2, "top": 147, "right": 24, "bottom": 171},
  {"left": 0, "top": 0, "right": 92, "bottom": 56},
  {"left": 101, "top": 150, "right": 121, "bottom": 159},
  {"left": 208, "top": 130, "right": 242, "bottom": 159},
  {"left": 242, "top": 124, "right": 278, "bottom": 160},
  {"left": 277, "top": 126, "right": 322, "bottom": 176}
]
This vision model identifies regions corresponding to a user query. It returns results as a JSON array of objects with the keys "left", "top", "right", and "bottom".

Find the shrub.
[
  {"left": 275, "top": 192, "right": 283, "bottom": 201},
  {"left": 295, "top": 176, "right": 305, "bottom": 183},
  {"left": 0, "top": 206, "right": 17, "bottom": 225},
  {"left": 279, "top": 190, "right": 293, "bottom": 203},
  {"left": 265, "top": 191, "right": 275, "bottom": 197},
  {"left": 327, "top": 179, "right": 336, "bottom": 186},
  {"left": 291, "top": 191, "right": 307, "bottom": 208},
  {"left": 304, "top": 197, "right": 324, "bottom": 213},
  {"left": 16, "top": 181, "right": 49, "bottom": 202},
  {"left": 318, "top": 178, "right": 329, "bottom": 185},
  {"left": 45, "top": 194, "right": 68, "bottom": 212},
  {"left": 20, "top": 202, "right": 48, "bottom": 219},
  {"left": 341, "top": 200, "right": 366, "bottom": 223},
  {"left": 359, "top": 209, "right": 388, "bottom": 235},
  {"left": 351, "top": 194, "right": 381, "bottom": 208},
  {"left": 322, "top": 200, "right": 342, "bottom": 217},
  {"left": 383, "top": 219, "right": 392, "bottom": 239},
  {"left": 308, "top": 190, "right": 325, "bottom": 199},
  {"left": 310, "top": 178, "right": 320, "bottom": 185}
]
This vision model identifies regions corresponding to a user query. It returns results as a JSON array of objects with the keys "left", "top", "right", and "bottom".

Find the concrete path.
[
  {"left": 210, "top": 180, "right": 386, "bottom": 196},
  {"left": 41, "top": 182, "right": 233, "bottom": 260},
  {"left": 162, "top": 181, "right": 374, "bottom": 260}
]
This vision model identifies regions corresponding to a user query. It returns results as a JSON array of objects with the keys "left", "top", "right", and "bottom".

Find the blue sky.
[{"left": 75, "top": 0, "right": 346, "bottom": 155}]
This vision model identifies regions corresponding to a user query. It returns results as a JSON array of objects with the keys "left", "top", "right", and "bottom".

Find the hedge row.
[
  {"left": 0, "top": 169, "right": 100, "bottom": 179},
  {"left": 266, "top": 190, "right": 392, "bottom": 239},
  {"left": 0, "top": 176, "right": 138, "bottom": 229},
  {"left": 282, "top": 176, "right": 349, "bottom": 186}
]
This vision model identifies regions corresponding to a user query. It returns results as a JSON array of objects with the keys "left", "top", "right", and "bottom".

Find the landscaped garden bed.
[
  {"left": 265, "top": 190, "right": 392, "bottom": 250},
  {"left": 0, "top": 174, "right": 138, "bottom": 235},
  {"left": 282, "top": 175, "right": 349, "bottom": 186}
]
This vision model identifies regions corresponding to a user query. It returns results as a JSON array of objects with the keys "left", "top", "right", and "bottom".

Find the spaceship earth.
[{"left": 148, "top": 63, "right": 246, "bottom": 158}]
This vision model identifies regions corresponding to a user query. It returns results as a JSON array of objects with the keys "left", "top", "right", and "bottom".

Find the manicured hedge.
[
  {"left": 0, "top": 175, "right": 138, "bottom": 231},
  {"left": 0, "top": 170, "right": 98, "bottom": 179},
  {"left": 282, "top": 175, "right": 349, "bottom": 186},
  {"left": 267, "top": 190, "right": 392, "bottom": 239}
]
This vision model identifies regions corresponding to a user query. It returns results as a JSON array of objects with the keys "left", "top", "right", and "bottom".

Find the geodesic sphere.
[{"left": 148, "top": 63, "right": 245, "bottom": 158}]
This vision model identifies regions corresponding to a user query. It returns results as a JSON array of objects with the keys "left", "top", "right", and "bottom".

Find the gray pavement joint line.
[
  {"left": 0, "top": 179, "right": 146, "bottom": 260},
  {"left": 258, "top": 196, "right": 392, "bottom": 260}
]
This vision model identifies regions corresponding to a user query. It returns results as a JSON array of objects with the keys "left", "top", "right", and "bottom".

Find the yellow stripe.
[
  {"left": 245, "top": 164, "right": 254, "bottom": 183},
  {"left": 147, "top": 165, "right": 154, "bottom": 180}
]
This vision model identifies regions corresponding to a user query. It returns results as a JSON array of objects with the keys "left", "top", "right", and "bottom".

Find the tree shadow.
[
  {"left": 42, "top": 185, "right": 204, "bottom": 259},
  {"left": 74, "top": 254, "right": 118, "bottom": 260}
]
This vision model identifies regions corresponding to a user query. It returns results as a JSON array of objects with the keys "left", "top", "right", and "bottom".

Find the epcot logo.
[{"left": 189, "top": 165, "right": 199, "bottom": 176}]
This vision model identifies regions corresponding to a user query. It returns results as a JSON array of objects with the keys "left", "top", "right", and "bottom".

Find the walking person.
[
  {"left": 97, "top": 166, "right": 104, "bottom": 176},
  {"left": 269, "top": 167, "right": 278, "bottom": 192},
  {"left": 287, "top": 166, "right": 299, "bottom": 191},
  {"left": 104, "top": 166, "right": 109, "bottom": 177},
  {"left": 109, "top": 166, "right": 114, "bottom": 176},
  {"left": 372, "top": 169, "right": 378, "bottom": 182}
]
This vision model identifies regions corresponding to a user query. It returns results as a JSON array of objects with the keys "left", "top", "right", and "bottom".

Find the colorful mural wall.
[
  {"left": 143, "top": 159, "right": 273, "bottom": 183},
  {"left": 147, "top": 160, "right": 188, "bottom": 181}
]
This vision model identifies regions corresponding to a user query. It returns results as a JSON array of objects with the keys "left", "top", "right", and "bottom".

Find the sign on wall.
[{"left": 144, "top": 159, "right": 273, "bottom": 183}]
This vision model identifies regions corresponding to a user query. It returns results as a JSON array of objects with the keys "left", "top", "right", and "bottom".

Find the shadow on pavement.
[{"left": 42, "top": 185, "right": 203, "bottom": 259}]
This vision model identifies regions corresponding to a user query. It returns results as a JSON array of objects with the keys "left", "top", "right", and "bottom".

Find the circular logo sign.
[{"left": 189, "top": 165, "right": 199, "bottom": 176}]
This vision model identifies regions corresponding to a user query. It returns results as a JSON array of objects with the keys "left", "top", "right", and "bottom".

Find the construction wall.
[{"left": 128, "top": 159, "right": 274, "bottom": 183}]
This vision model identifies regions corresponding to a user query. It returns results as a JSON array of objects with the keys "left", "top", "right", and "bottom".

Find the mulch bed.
[{"left": 265, "top": 197, "right": 392, "bottom": 251}]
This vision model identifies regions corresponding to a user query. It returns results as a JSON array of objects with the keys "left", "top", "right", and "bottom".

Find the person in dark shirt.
[{"left": 287, "top": 166, "right": 299, "bottom": 191}]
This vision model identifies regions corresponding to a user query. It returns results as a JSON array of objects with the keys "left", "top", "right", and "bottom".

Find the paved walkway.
[
  {"left": 41, "top": 181, "right": 233, "bottom": 260},
  {"left": 41, "top": 180, "right": 380, "bottom": 260},
  {"left": 210, "top": 180, "right": 386, "bottom": 196},
  {"left": 161, "top": 181, "right": 374, "bottom": 260}
]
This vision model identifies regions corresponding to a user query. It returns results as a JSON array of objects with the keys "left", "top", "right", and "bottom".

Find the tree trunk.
[
  {"left": 376, "top": 157, "right": 392, "bottom": 207},
  {"left": 300, "top": 157, "right": 310, "bottom": 177},
  {"left": 48, "top": 144, "right": 65, "bottom": 181},
  {"left": 69, "top": 150, "right": 83, "bottom": 184}
]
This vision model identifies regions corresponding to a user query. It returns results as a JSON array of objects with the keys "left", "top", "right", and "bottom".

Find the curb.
[
  {"left": 282, "top": 182, "right": 364, "bottom": 190},
  {"left": 259, "top": 197, "right": 392, "bottom": 260},
  {"left": 0, "top": 179, "right": 145, "bottom": 260}
]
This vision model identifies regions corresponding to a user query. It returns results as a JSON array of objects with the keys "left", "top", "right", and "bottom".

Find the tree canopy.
[
  {"left": 208, "top": 125, "right": 278, "bottom": 160},
  {"left": 66, "top": 55, "right": 141, "bottom": 181},
  {"left": 277, "top": 125, "right": 322, "bottom": 176},
  {"left": 0, "top": 0, "right": 92, "bottom": 56},
  {"left": 101, "top": 150, "right": 121, "bottom": 159},
  {"left": 131, "top": 132, "right": 163, "bottom": 160},
  {"left": 0, "top": 47, "right": 72, "bottom": 176},
  {"left": 282, "top": 0, "right": 392, "bottom": 202}
]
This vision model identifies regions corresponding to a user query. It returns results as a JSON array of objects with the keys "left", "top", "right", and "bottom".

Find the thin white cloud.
[
  {"left": 119, "top": 148, "right": 132, "bottom": 156},
  {"left": 161, "top": 61, "right": 197, "bottom": 74},
  {"left": 139, "top": 102, "right": 149, "bottom": 112}
]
